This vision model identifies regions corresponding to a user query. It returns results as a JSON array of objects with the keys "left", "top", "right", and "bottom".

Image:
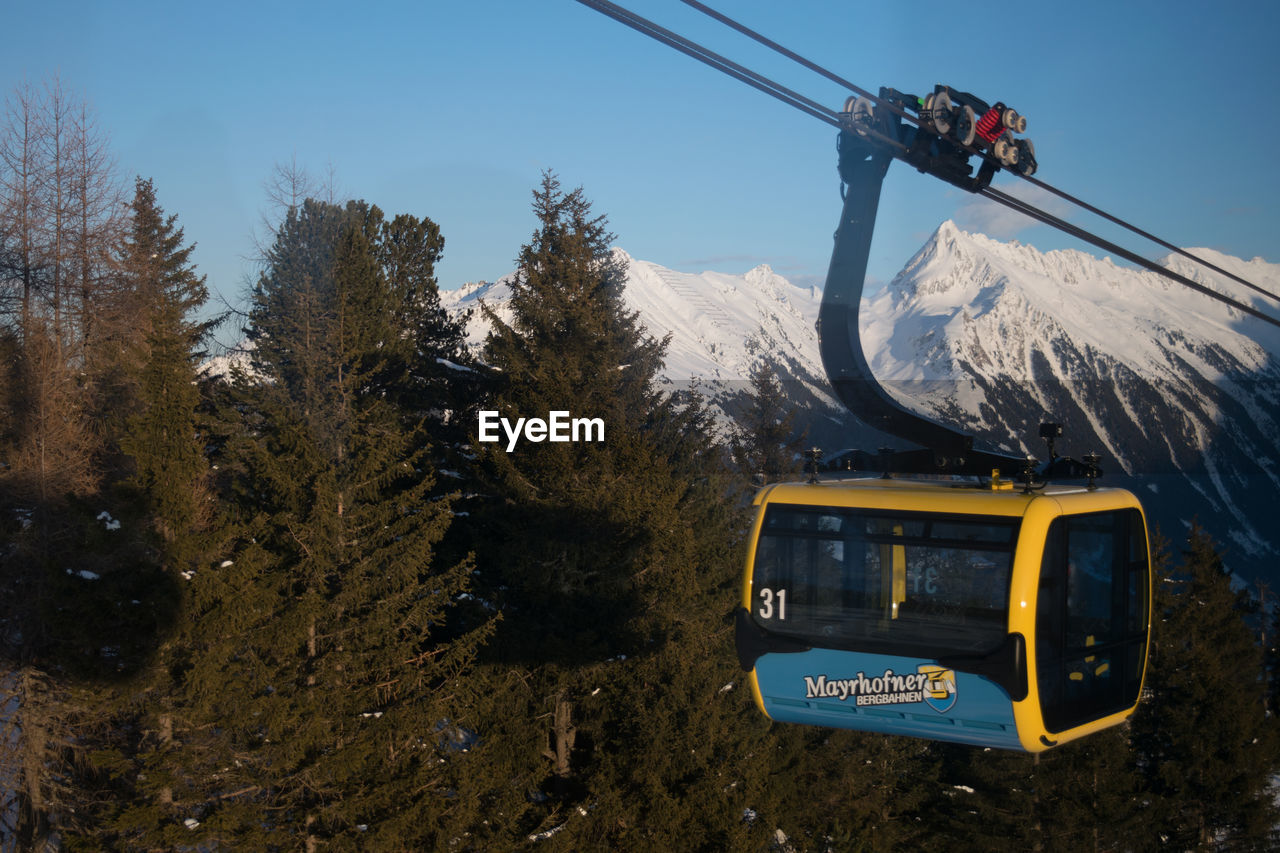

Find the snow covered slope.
[
  {"left": 445, "top": 250, "right": 820, "bottom": 379},
  {"left": 865, "top": 222, "right": 1280, "bottom": 437},
  {"left": 440, "top": 250, "right": 865, "bottom": 447}
]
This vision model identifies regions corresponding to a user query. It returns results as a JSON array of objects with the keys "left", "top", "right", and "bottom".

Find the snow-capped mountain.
[
  {"left": 444, "top": 249, "right": 821, "bottom": 380},
  {"left": 441, "top": 250, "right": 873, "bottom": 448},
  {"left": 443, "top": 228, "right": 1280, "bottom": 584}
]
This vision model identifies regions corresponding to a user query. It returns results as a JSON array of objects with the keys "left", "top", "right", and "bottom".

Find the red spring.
[{"left": 975, "top": 107, "right": 1004, "bottom": 144}]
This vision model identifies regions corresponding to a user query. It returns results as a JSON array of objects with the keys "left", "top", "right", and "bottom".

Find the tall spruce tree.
[
  {"left": 729, "top": 359, "right": 806, "bottom": 484},
  {"left": 455, "top": 172, "right": 792, "bottom": 847},
  {"left": 1032, "top": 728, "right": 1148, "bottom": 853},
  {"left": 1129, "top": 525, "right": 1280, "bottom": 850},
  {"left": 58, "top": 177, "right": 211, "bottom": 847},
  {"left": 928, "top": 726, "right": 1145, "bottom": 852},
  {"left": 115, "top": 177, "right": 211, "bottom": 554},
  {"left": 90, "top": 198, "right": 493, "bottom": 850},
  {"left": 0, "top": 178, "right": 195, "bottom": 850},
  {"left": 376, "top": 210, "right": 485, "bottom": 503},
  {"left": 476, "top": 172, "right": 670, "bottom": 658},
  {"left": 746, "top": 728, "right": 938, "bottom": 852}
]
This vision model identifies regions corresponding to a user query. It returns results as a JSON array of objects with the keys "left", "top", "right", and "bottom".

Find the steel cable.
[
  {"left": 574, "top": 0, "right": 843, "bottom": 129},
  {"left": 979, "top": 187, "right": 1280, "bottom": 326}
]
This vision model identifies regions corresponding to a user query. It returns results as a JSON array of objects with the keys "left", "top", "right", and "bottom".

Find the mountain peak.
[
  {"left": 887, "top": 220, "right": 994, "bottom": 304},
  {"left": 744, "top": 263, "right": 782, "bottom": 292},
  {"left": 932, "top": 219, "right": 964, "bottom": 242}
]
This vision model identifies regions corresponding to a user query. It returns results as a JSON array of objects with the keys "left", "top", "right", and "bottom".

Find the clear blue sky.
[{"left": 5, "top": 0, "right": 1277, "bottom": 334}]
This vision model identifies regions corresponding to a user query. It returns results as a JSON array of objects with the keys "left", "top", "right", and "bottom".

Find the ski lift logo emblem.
[{"left": 918, "top": 665, "right": 957, "bottom": 714}]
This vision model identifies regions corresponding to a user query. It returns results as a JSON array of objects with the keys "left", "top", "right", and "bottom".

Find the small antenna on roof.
[
  {"left": 1083, "top": 453, "right": 1101, "bottom": 490},
  {"left": 1039, "top": 422, "right": 1063, "bottom": 464},
  {"left": 803, "top": 447, "right": 823, "bottom": 484}
]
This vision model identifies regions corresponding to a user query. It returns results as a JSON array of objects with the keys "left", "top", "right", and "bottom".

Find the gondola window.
[{"left": 751, "top": 505, "right": 1019, "bottom": 658}]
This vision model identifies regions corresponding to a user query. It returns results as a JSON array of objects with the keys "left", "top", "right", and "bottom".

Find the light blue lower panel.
[{"left": 756, "top": 647, "right": 1022, "bottom": 750}]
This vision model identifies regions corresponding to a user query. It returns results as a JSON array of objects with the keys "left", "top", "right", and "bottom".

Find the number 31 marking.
[{"left": 758, "top": 587, "right": 787, "bottom": 621}]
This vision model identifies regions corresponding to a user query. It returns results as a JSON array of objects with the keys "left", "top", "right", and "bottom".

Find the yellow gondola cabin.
[{"left": 735, "top": 477, "right": 1151, "bottom": 752}]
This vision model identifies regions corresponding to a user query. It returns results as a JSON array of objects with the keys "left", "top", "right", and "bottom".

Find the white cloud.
[{"left": 953, "top": 182, "right": 1073, "bottom": 240}]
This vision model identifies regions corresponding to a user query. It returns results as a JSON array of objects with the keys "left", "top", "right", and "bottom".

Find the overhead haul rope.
[
  {"left": 574, "top": 0, "right": 843, "bottom": 130},
  {"left": 977, "top": 187, "right": 1280, "bottom": 327},
  {"left": 572, "top": 0, "right": 1280, "bottom": 328},
  {"left": 674, "top": 0, "right": 1280, "bottom": 307}
]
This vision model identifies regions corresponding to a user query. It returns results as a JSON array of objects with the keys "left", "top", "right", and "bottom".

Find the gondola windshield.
[
  {"left": 1036, "top": 508, "right": 1148, "bottom": 733},
  {"left": 751, "top": 505, "right": 1018, "bottom": 657}
]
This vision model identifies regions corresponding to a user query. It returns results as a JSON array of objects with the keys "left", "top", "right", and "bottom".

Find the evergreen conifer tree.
[
  {"left": 45, "top": 178, "right": 215, "bottom": 848},
  {"left": 931, "top": 727, "right": 1145, "bottom": 852},
  {"left": 1033, "top": 728, "right": 1148, "bottom": 852},
  {"left": 753, "top": 729, "right": 939, "bottom": 851},
  {"left": 0, "top": 177, "right": 196, "bottom": 849},
  {"left": 89, "top": 197, "right": 493, "bottom": 849},
  {"left": 729, "top": 359, "right": 806, "bottom": 484},
  {"left": 476, "top": 172, "right": 674, "bottom": 657},
  {"left": 1129, "top": 524, "right": 1280, "bottom": 850},
  {"left": 114, "top": 177, "right": 212, "bottom": 556},
  {"left": 1266, "top": 585, "right": 1280, "bottom": 718},
  {"left": 460, "top": 172, "right": 863, "bottom": 848},
  {"left": 377, "top": 211, "right": 470, "bottom": 394},
  {"left": 376, "top": 211, "right": 486, "bottom": 511}
]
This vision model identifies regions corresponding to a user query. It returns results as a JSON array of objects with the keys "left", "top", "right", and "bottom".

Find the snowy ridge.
[
  {"left": 864, "top": 222, "right": 1280, "bottom": 457},
  {"left": 865, "top": 221, "right": 1279, "bottom": 388},
  {"left": 202, "top": 224, "right": 1280, "bottom": 579},
  {"left": 441, "top": 249, "right": 843, "bottom": 432},
  {"left": 445, "top": 249, "right": 826, "bottom": 381}
]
